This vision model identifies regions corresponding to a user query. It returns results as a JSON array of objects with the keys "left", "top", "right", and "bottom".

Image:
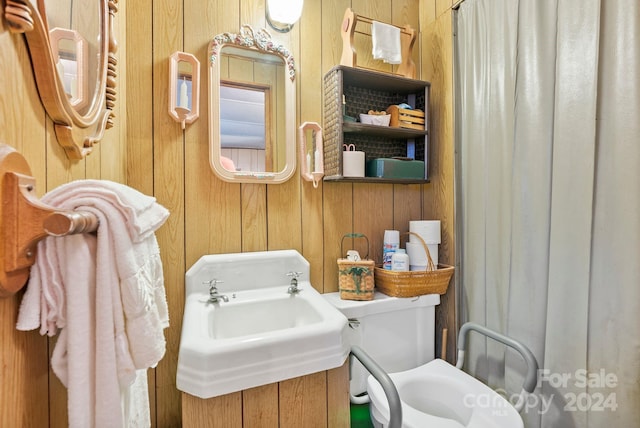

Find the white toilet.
[{"left": 323, "top": 291, "right": 524, "bottom": 428}]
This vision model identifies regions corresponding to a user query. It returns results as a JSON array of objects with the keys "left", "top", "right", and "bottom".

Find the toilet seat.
[{"left": 367, "top": 359, "right": 524, "bottom": 428}]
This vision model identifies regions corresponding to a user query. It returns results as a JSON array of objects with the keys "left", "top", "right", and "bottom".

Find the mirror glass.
[
  {"left": 220, "top": 81, "right": 271, "bottom": 172},
  {"left": 50, "top": 28, "right": 88, "bottom": 109},
  {"left": 209, "top": 26, "right": 296, "bottom": 184},
  {"left": 4, "top": 0, "right": 116, "bottom": 159},
  {"left": 176, "top": 60, "right": 194, "bottom": 111}
]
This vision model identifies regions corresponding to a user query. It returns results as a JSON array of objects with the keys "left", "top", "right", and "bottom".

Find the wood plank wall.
[
  {"left": 0, "top": 0, "right": 457, "bottom": 426},
  {"left": 422, "top": 0, "right": 458, "bottom": 363},
  {"left": 0, "top": 0, "right": 128, "bottom": 426}
]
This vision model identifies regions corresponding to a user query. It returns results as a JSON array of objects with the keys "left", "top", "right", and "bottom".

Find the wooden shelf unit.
[{"left": 323, "top": 65, "right": 430, "bottom": 183}]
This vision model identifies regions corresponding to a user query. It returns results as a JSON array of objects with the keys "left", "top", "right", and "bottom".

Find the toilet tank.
[{"left": 323, "top": 291, "right": 440, "bottom": 396}]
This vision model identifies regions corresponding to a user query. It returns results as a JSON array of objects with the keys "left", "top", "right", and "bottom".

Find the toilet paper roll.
[
  {"left": 406, "top": 241, "right": 438, "bottom": 267},
  {"left": 343, "top": 151, "right": 365, "bottom": 177},
  {"left": 409, "top": 220, "right": 441, "bottom": 244}
]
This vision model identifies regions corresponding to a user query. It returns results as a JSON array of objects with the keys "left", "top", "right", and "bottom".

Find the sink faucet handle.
[
  {"left": 203, "top": 278, "right": 223, "bottom": 289},
  {"left": 286, "top": 271, "right": 302, "bottom": 280},
  {"left": 286, "top": 271, "right": 303, "bottom": 294}
]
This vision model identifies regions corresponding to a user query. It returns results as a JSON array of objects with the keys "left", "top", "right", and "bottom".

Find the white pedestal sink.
[{"left": 177, "top": 250, "right": 349, "bottom": 399}]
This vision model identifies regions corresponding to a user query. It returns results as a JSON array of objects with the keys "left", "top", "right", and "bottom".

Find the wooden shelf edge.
[
  {"left": 323, "top": 175, "right": 430, "bottom": 184},
  {"left": 343, "top": 122, "right": 428, "bottom": 138}
]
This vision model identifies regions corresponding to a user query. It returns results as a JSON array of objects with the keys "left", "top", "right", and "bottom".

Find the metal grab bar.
[
  {"left": 350, "top": 345, "right": 402, "bottom": 428},
  {"left": 455, "top": 322, "right": 539, "bottom": 412}
]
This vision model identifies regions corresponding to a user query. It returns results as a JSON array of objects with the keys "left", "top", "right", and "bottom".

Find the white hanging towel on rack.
[
  {"left": 371, "top": 21, "right": 402, "bottom": 64},
  {"left": 16, "top": 179, "right": 170, "bottom": 428}
]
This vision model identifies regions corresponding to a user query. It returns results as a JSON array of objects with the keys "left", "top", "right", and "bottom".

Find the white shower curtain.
[{"left": 454, "top": 0, "right": 640, "bottom": 427}]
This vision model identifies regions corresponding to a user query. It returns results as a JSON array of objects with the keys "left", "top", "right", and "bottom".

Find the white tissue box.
[{"left": 359, "top": 113, "right": 391, "bottom": 126}]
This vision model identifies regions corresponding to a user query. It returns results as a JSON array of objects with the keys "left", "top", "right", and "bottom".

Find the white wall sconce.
[
  {"left": 298, "top": 122, "right": 324, "bottom": 188},
  {"left": 169, "top": 51, "right": 200, "bottom": 129},
  {"left": 266, "top": 0, "right": 304, "bottom": 33}
]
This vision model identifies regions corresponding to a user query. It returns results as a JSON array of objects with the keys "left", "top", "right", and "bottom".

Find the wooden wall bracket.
[
  {"left": 339, "top": 7, "right": 417, "bottom": 79},
  {"left": 0, "top": 145, "right": 99, "bottom": 297}
]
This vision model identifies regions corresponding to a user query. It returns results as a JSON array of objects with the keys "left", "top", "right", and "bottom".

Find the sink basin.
[
  {"left": 208, "top": 292, "right": 324, "bottom": 339},
  {"left": 177, "top": 250, "right": 349, "bottom": 399}
]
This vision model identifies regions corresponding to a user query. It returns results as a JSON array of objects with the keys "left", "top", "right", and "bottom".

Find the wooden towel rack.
[
  {"left": 340, "top": 7, "right": 417, "bottom": 79},
  {"left": 0, "top": 144, "right": 99, "bottom": 297}
]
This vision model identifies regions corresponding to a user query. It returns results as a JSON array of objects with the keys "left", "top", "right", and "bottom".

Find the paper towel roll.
[{"left": 343, "top": 151, "right": 365, "bottom": 177}]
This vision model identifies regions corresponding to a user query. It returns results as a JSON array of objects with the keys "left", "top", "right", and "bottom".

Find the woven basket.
[
  {"left": 375, "top": 232, "right": 454, "bottom": 297},
  {"left": 338, "top": 233, "right": 375, "bottom": 301}
]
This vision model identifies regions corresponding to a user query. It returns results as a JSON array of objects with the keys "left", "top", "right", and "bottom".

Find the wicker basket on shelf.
[{"left": 375, "top": 232, "right": 454, "bottom": 297}]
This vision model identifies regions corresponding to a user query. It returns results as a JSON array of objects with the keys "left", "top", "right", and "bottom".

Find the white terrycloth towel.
[
  {"left": 371, "top": 21, "right": 402, "bottom": 64},
  {"left": 17, "top": 180, "right": 169, "bottom": 428}
]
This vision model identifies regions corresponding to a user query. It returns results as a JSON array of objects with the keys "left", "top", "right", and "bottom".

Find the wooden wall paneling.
[
  {"left": 422, "top": 9, "right": 456, "bottom": 362},
  {"left": 321, "top": 0, "right": 351, "bottom": 76},
  {"left": 0, "top": 303, "right": 49, "bottom": 427},
  {"left": 436, "top": 0, "right": 453, "bottom": 19},
  {"left": 267, "top": 177, "right": 303, "bottom": 251},
  {"left": 241, "top": 184, "right": 268, "bottom": 252},
  {"left": 153, "top": 0, "right": 185, "bottom": 425},
  {"left": 0, "top": 34, "right": 48, "bottom": 400},
  {"left": 392, "top": 0, "right": 421, "bottom": 77},
  {"left": 85, "top": 142, "right": 102, "bottom": 179},
  {"left": 124, "top": 0, "right": 155, "bottom": 424},
  {"left": 421, "top": 0, "right": 437, "bottom": 27},
  {"left": 242, "top": 384, "right": 279, "bottom": 427},
  {"left": 279, "top": 371, "right": 328, "bottom": 428},
  {"left": 126, "top": 0, "right": 155, "bottom": 196},
  {"left": 322, "top": 182, "right": 353, "bottom": 293},
  {"left": 182, "top": 391, "right": 243, "bottom": 428},
  {"left": 265, "top": 26, "right": 303, "bottom": 253},
  {"left": 183, "top": 0, "right": 243, "bottom": 266},
  {"left": 393, "top": 184, "right": 423, "bottom": 233},
  {"left": 327, "top": 360, "right": 350, "bottom": 428},
  {"left": 48, "top": 336, "right": 68, "bottom": 428},
  {"left": 353, "top": 183, "right": 394, "bottom": 265},
  {"left": 240, "top": 0, "right": 267, "bottom": 29},
  {"left": 0, "top": 28, "right": 47, "bottom": 180},
  {"left": 45, "top": 121, "right": 87, "bottom": 192},
  {"left": 0, "top": 41, "right": 46, "bottom": 418},
  {"left": 299, "top": 0, "right": 325, "bottom": 291}
]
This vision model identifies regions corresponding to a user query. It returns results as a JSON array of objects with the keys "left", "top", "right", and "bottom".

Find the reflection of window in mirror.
[{"left": 219, "top": 82, "right": 272, "bottom": 173}]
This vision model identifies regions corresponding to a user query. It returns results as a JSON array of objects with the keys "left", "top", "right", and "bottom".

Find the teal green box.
[{"left": 366, "top": 158, "right": 425, "bottom": 179}]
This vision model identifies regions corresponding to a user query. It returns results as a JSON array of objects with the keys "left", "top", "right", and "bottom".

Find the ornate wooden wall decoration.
[{"left": 3, "top": 0, "right": 118, "bottom": 159}]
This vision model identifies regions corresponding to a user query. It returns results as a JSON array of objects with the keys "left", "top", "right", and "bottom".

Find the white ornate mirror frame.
[
  {"left": 208, "top": 25, "right": 296, "bottom": 184},
  {"left": 3, "top": 0, "right": 117, "bottom": 159}
]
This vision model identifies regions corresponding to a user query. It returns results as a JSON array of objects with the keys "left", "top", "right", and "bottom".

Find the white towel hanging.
[{"left": 371, "top": 21, "right": 402, "bottom": 64}]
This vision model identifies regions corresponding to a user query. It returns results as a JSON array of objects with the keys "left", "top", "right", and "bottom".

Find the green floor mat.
[{"left": 350, "top": 403, "right": 374, "bottom": 428}]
